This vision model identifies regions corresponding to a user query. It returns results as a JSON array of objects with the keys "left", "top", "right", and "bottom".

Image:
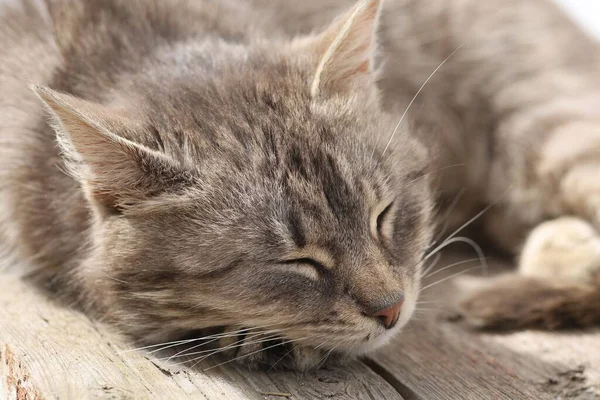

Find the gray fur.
[
  {"left": 3, "top": 0, "right": 600, "bottom": 370},
  {"left": 0, "top": 0, "right": 431, "bottom": 369}
]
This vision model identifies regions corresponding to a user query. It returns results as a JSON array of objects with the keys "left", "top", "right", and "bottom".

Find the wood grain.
[
  {"left": 0, "top": 273, "right": 401, "bottom": 400},
  {"left": 368, "top": 252, "right": 600, "bottom": 399},
  {"left": 2, "top": 253, "right": 600, "bottom": 399}
]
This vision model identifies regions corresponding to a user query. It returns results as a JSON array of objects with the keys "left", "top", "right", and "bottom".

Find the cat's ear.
[
  {"left": 302, "top": 0, "right": 382, "bottom": 98},
  {"left": 33, "top": 86, "right": 185, "bottom": 214}
]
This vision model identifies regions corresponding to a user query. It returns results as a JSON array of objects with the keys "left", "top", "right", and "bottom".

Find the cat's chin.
[
  {"left": 351, "top": 324, "right": 403, "bottom": 356},
  {"left": 350, "top": 293, "right": 416, "bottom": 356}
]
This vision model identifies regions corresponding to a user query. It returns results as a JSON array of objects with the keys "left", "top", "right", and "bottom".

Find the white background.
[
  {"left": 0, "top": 0, "right": 598, "bottom": 40},
  {"left": 554, "top": 0, "right": 600, "bottom": 39},
  {"left": 1, "top": 0, "right": 599, "bottom": 40}
]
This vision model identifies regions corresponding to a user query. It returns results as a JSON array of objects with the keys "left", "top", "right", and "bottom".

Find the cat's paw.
[
  {"left": 216, "top": 327, "right": 331, "bottom": 370},
  {"left": 560, "top": 160, "right": 600, "bottom": 227},
  {"left": 519, "top": 217, "right": 600, "bottom": 283}
]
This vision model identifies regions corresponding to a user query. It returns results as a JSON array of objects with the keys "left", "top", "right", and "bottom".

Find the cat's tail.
[{"left": 456, "top": 273, "right": 600, "bottom": 330}]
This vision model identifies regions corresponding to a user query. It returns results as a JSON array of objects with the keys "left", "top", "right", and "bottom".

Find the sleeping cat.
[{"left": 0, "top": 0, "right": 599, "bottom": 370}]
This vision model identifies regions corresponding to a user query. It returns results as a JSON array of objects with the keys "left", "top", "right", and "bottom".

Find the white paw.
[{"left": 519, "top": 216, "right": 600, "bottom": 283}]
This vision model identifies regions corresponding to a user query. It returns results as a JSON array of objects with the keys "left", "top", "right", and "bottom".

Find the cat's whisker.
[
  {"left": 162, "top": 329, "right": 328, "bottom": 369},
  {"left": 314, "top": 340, "right": 329, "bottom": 350},
  {"left": 120, "top": 325, "right": 278, "bottom": 354},
  {"left": 423, "top": 257, "right": 482, "bottom": 280},
  {"left": 167, "top": 335, "right": 281, "bottom": 369},
  {"left": 425, "top": 236, "right": 488, "bottom": 276},
  {"left": 162, "top": 333, "right": 283, "bottom": 363},
  {"left": 267, "top": 343, "right": 303, "bottom": 372},
  {"left": 420, "top": 252, "right": 442, "bottom": 278},
  {"left": 382, "top": 44, "right": 464, "bottom": 156},
  {"left": 200, "top": 337, "right": 311, "bottom": 371},
  {"left": 419, "top": 186, "right": 514, "bottom": 280},
  {"left": 419, "top": 265, "right": 483, "bottom": 293},
  {"left": 100, "top": 271, "right": 128, "bottom": 285},
  {"left": 426, "top": 185, "right": 513, "bottom": 263},
  {"left": 121, "top": 338, "right": 206, "bottom": 355},
  {"left": 152, "top": 330, "right": 268, "bottom": 357},
  {"left": 316, "top": 345, "right": 338, "bottom": 369},
  {"left": 400, "top": 163, "right": 466, "bottom": 190},
  {"left": 121, "top": 328, "right": 255, "bottom": 354},
  {"left": 425, "top": 204, "right": 494, "bottom": 262},
  {"left": 433, "top": 187, "right": 466, "bottom": 245},
  {"left": 162, "top": 329, "right": 279, "bottom": 362},
  {"left": 342, "top": 344, "right": 357, "bottom": 361}
]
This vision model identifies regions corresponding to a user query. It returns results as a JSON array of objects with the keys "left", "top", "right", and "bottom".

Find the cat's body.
[
  {"left": 1, "top": 0, "right": 600, "bottom": 370},
  {"left": 261, "top": 0, "right": 600, "bottom": 240}
]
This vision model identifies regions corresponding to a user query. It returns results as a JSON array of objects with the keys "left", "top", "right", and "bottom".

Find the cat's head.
[{"left": 36, "top": 0, "right": 433, "bottom": 367}]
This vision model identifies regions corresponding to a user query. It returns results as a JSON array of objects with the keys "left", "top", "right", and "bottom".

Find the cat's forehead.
[
  {"left": 138, "top": 61, "right": 386, "bottom": 161},
  {"left": 137, "top": 47, "right": 383, "bottom": 148},
  {"left": 133, "top": 55, "right": 425, "bottom": 215}
]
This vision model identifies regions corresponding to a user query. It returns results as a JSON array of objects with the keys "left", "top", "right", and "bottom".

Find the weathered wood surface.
[
  {"left": 0, "top": 273, "right": 400, "bottom": 400},
  {"left": 2, "top": 253, "right": 600, "bottom": 399},
  {"left": 371, "top": 317, "right": 599, "bottom": 399},
  {"left": 371, "top": 252, "right": 600, "bottom": 400}
]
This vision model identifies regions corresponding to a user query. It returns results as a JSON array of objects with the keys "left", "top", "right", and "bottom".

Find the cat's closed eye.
[
  {"left": 281, "top": 257, "right": 329, "bottom": 279},
  {"left": 375, "top": 201, "right": 395, "bottom": 240}
]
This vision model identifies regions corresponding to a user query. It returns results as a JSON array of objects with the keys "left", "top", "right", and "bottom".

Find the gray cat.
[{"left": 1, "top": 0, "right": 599, "bottom": 370}]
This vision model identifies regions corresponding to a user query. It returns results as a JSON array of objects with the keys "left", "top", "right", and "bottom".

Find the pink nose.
[{"left": 374, "top": 299, "right": 404, "bottom": 329}]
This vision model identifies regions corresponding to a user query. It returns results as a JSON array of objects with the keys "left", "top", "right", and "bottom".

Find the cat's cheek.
[
  {"left": 76, "top": 247, "right": 120, "bottom": 315},
  {"left": 397, "top": 279, "right": 418, "bottom": 328},
  {"left": 351, "top": 320, "right": 409, "bottom": 356}
]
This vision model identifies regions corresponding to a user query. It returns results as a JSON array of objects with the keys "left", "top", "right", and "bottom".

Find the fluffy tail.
[{"left": 457, "top": 273, "right": 600, "bottom": 330}]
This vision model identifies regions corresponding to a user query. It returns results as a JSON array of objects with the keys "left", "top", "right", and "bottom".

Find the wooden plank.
[
  {"left": 3, "top": 253, "right": 599, "bottom": 399},
  {"left": 0, "top": 273, "right": 401, "bottom": 400},
  {"left": 368, "top": 252, "right": 600, "bottom": 399}
]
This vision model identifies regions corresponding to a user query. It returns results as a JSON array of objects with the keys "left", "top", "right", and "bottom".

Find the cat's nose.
[{"left": 373, "top": 297, "right": 404, "bottom": 329}]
